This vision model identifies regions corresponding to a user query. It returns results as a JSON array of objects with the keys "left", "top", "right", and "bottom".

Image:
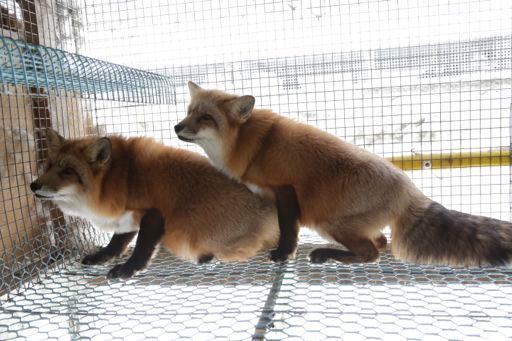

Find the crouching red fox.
[
  {"left": 30, "top": 129, "right": 278, "bottom": 278},
  {"left": 176, "top": 82, "right": 512, "bottom": 267}
]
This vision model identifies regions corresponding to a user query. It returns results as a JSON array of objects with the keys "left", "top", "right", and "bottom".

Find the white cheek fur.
[
  {"left": 57, "top": 184, "right": 80, "bottom": 196},
  {"left": 53, "top": 186, "right": 139, "bottom": 234},
  {"left": 195, "top": 127, "right": 227, "bottom": 172}
]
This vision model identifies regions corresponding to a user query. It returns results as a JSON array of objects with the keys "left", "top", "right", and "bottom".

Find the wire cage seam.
[{"left": 0, "top": 36, "right": 175, "bottom": 104}]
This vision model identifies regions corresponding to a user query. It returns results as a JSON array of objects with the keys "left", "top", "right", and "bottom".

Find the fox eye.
[
  {"left": 61, "top": 167, "right": 75, "bottom": 176},
  {"left": 198, "top": 114, "right": 214, "bottom": 122}
]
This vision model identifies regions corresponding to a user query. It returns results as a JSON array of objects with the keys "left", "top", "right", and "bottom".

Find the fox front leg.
[
  {"left": 270, "top": 185, "right": 301, "bottom": 262},
  {"left": 107, "top": 209, "right": 165, "bottom": 279},
  {"left": 82, "top": 232, "right": 136, "bottom": 265}
]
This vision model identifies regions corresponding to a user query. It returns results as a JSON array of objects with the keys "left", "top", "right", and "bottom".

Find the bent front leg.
[
  {"left": 107, "top": 209, "right": 165, "bottom": 279},
  {"left": 270, "top": 185, "right": 301, "bottom": 262},
  {"left": 82, "top": 232, "right": 136, "bottom": 265}
]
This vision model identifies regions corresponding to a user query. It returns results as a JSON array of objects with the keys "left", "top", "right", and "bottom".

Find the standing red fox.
[
  {"left": 30, "top": 129, "right": 278, "bottom": 278},
  {"left": 176, "top": 81, "right": 512, "bottom": 267}
]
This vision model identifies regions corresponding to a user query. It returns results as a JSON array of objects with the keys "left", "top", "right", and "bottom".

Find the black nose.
[
  {"left": 174, "top": 123, "right": 183, "bottom": 134},
  {"left": 30, "top": 182, "right": 42, "bottom": 192}
]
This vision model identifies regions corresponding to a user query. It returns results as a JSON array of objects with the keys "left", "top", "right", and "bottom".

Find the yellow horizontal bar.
[{"left": 387, "top": 149, "right": 510, "bottom": 171}]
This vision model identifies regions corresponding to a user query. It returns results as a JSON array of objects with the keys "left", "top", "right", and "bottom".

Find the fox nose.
[
  {"left": 174, "top": 123, "right": 184, "bottom": 134},
  {"left": 30, "top": 182, "right": 42, "bottom": 192}
]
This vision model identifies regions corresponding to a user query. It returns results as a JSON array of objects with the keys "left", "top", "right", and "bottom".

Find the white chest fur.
[
  {"left": 202, "top": 143, "right": 225, "bottom": 171},
  {"left": 55, "top": 198, "right": 139, "bottom": 234}
]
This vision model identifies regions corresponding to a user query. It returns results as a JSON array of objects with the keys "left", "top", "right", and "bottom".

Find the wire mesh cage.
[{"left": 1, "top": 0, "right": 512, "bottom": 340}]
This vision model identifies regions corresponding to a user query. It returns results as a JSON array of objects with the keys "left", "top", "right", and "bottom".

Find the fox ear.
[
  {"left": 229, "top": 95, "right": 255, "bottom": 122},
  {"left": 85, "top": 137, "right": 111, "bottom": 165},
  {"left": 46, "top": 128, "right": 66, "bottom": 158},
  {"left": 46, "top": 128, "right": 66, "bottom": 147},
  {"left": 188, "top": 81, "right": 203, "bottom": 97}
]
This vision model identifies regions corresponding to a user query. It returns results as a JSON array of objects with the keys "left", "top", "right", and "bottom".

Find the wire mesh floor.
[{"left": 1, "top": 231, "right": 512, "bottom": 340}]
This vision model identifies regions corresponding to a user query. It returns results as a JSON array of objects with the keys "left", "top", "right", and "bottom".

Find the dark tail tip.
[{"left": 399, "top": 201, "right": 512, "bottom": 267}]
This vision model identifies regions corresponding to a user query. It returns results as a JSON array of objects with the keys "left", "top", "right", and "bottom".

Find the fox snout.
[
  {"left": 174, "top": 120, "right": 197, "bottom": 142},
  {"left": 30, "top": 180, "right": 55, "bottom": 199},
  {"left": 174, "top": 123, "right": 184, "bottom": 134},
  {"left": 30, "top": 181, "right": 42, "bottom": 192}
]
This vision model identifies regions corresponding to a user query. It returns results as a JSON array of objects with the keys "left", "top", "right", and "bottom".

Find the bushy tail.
[{"left": 393, "top": 201, "right": 512, "bottom": 267}]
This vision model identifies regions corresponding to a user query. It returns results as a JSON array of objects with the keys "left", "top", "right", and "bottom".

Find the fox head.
[
  {"left": 175, "top": 81, "right": 255, "bottom": 167},
  {"left": 30, "top": 129, "right": 112, "bottom": 202}
]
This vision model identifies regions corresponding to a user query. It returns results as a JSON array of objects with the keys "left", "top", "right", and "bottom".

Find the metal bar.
[
  {"left": 251, "top": 263, "right": 287, "bottom": 340},
  {"left": 388, "top": 149, "right": 511, "bottom": 171}
]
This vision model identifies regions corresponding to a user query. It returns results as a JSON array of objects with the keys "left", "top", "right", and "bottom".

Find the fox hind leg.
[
  {"left": 310, "top": 226, "right": 380, "bottom": 264},
  {"left": 309, "top": 237, "right": 379, "bottom": 264},
  {"left": 197, "top": 254, "right": 214, "bottom": 264},
  {"left": 373, "top": 233, "right": 387, "bottom": 251}
]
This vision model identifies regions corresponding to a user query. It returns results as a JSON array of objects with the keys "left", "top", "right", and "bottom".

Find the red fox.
[
  {"left": 30, "top": 129, "right": 278, "bottom": 278},
  {"left": 175, "top": 81, "right": 512, "bottom": 267}
]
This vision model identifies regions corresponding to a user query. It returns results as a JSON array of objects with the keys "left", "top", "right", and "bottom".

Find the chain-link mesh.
[
  {"left": 2, "top": 230, "right": 512, "bottom": 340},
  {"left": 1, "top": 0, "right": 512, "bottom": 339}
]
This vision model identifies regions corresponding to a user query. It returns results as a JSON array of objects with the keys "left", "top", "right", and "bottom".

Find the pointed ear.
[
  {"left": 46, "top": 128, "right": 65, "bottom": 148},
  {"left": 229, "top": 95, "right": 255, "bottom": 122},
  {"left": 188, "top": 81, "right": 203, "bottom": 97},
  {"left": 46, "top": 128, "right": 66, "bottom": 158},
  {"left": 85, "top": 137, "right": 111, "bottom": 164}
]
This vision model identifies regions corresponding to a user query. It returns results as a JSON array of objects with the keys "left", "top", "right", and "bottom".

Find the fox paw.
[
  {"left": 269, "top": 248, "right": 294, "bottom": 262},
  {"left": 309, "top": 249, "right": 329, "bottom": 264},
  {"left": 81, "top": 252, "right": 112, "bottom": 265},
  {"left": 374, "top": 234, "right": 388, "bottom": 251},
  {"left": 197, "top": 254, "right": 214, "bottom": 264},
  {"left": 107, "top": 264, "right": 136, "bottom": 279}
]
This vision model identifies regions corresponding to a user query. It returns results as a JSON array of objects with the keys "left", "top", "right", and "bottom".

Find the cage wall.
[
  {"left": 0, "top": 0, "right": 93, "bottom": 296},
  {"left": 1, "top": 0, "right": 512, "bottom": 340},
  {"left": 0, "top": 0, "right": 175, "bottom": 296},
  {"left": 84, "top": 0, "right": 512, "bottom": 219}
]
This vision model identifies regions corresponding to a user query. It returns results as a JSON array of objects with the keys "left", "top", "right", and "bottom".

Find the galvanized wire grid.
[
  {"left": 0, "top": 36, "right": 175, "bottom": 104},
  {"left": 0, "top": 0, "right": 174, "bottom": 297},
  {"left": 1, "top": 0, "right": 512, "bottom": 340},
  {"left": 2, "top": 230, "right": 512, "bottom": 340},
  {"left": 83, "top": 0, "right": 512, "bottom": 218}
]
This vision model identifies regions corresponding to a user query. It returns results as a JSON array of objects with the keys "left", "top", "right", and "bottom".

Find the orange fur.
[
  {"left": 177, "top": 82, "right": 512, "bottom": 267},
  {"left": 33, "top": 132, "right": 278, "bottom": 263}
]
